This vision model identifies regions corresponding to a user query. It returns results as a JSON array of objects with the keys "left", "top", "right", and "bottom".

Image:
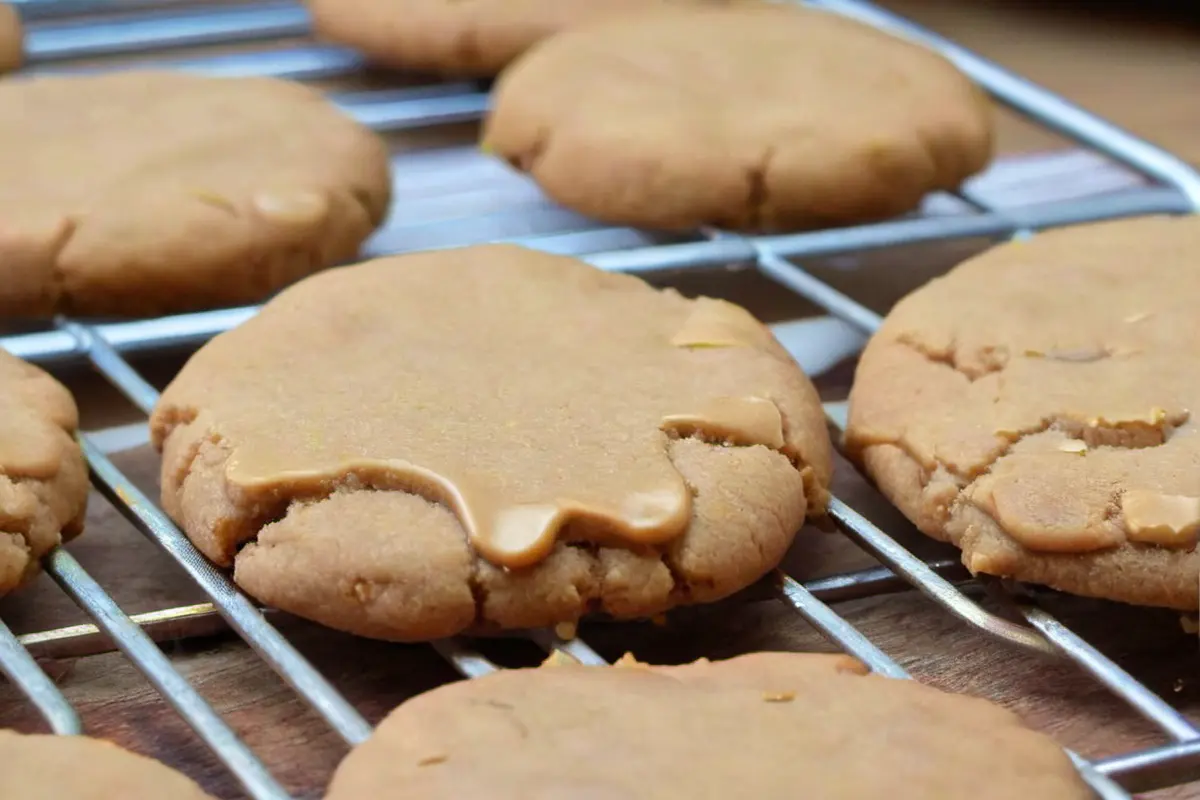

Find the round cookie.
[
  {"left": 326, "top": 652, "right": 1091, "bottom": 799},
  {"left": 0, "top": 3, "right": 20, "bottom": 74},
  {"left": 150, "top": 244, "right": 832, "bottom": 641},
  {"left": 0, "top": 71, "right": 392, "bottom": 318},
  {"left": 847, "top": 215, "right": 1200, "bottom": 610},
  {"left": 0, "top": 730, "right": 214, "bottom": 799},
  {"left": 0, "top": 350, "right": 87, "bottom": 596},
  {"left": 307, "top": 0, "right": 731, "bottom": 77},
  {"left": 482, "top": 4, "right": 993, "bottom": 233}
]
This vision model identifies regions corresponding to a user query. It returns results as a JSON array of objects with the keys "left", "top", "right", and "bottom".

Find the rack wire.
[{"left": 0, "top": 1, "right": 1197, "bottom": 798}]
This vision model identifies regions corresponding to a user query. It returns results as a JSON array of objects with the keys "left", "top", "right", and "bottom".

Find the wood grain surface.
[
  {"left": 882, "top": 0, "right": 1200, "bottom": 163},
  {"left": 2, "top": 2, "right": 1200, "bottom": 799}
]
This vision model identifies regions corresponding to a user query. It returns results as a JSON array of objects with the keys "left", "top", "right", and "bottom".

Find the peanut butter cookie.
[
  {"left": 0, "top": 3, "right": 20, "bottom": 73},
  {"left": 847, "top": 215, "right": 1200, "bottom": 609},
  {"left": 326, "top": 652, "right": 1090, "bottom": 799},
  {"left": 0, "top": 730, "right": 214, "bottom": 799},
  {"left": 0, "top": 71, "right": 391, "bottom": 318},
  {"left": 0, "top": 350, "right": 87, "bottom": 596},
  {"left": 150, "top": 244, "right": 831, "bottom": 641},
  {"left": 482, "top": 4, "right": 993, "bottom": 233},
  {"left": 308, "top": 0, "right": 730, "bottom": 77}
]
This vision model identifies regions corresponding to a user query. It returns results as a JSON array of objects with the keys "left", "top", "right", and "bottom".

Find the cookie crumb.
[
  {"left": 1121, "top": 491, "right": 1200, "bottom": 547},
  {"left": 351, "top": 579, "right": 373, "bottom": 603},
  {"left": 614, "top": 652, "right": 649, "bottom": 669},
  {"left": 762, "top": 691, "right": 796, "bottom": 703},
  {"left": 541, "top": 650, "right": 579, "bottom": 668},
  {"left": 1174, "top": 679, "right": 1185, "bottom": 693},
  {"left": 651, "top": 613, "right": 668, "bottom": 627},
  {"left": 1057, "top": 440, "right": 1087, "bottom": 455},
  {"left": 554, "top": 621, "right": 578, "bottom": 640},
  {"left": 417, "top": 754, "right": 448, "bottom": 767},
  {"left": 193, "top": 190, "right": 237, "bottom": 215},
  {"left": 1181, "top": 615, "right": 1199, "bottom": 635}
]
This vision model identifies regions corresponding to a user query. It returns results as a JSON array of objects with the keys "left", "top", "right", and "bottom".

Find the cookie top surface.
[
  {"left": 308, "top": 0, "right": 729, "bottom": 76},
  {"left": 847, "top": 215, "right": 1200, "bottom": 609},
  {"left": 0, "top": 731, "right": 214, "bottom": 799},
  {"left": 0, "top": 3, "right": 21, "bottom": 73},
  {"left": 151, "top": 244, "right": 830, "bottom": 640},
  {"left": 482, "top": 4, "right": 992, "bottom": 233},
  {"left": 0, "top": 71, "right": 391, "bottom": 318},
  {"left": 326, "top": 652, "right": 1090, "bottom": 799},
  {"left": 0, "top": 350, "right": 87, "bottom": 596}
]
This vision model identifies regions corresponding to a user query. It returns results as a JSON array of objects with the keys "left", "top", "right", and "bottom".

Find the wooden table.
[
  {"left": 883, "top": 0, "right": 1200, "bottom": 162},
  {"left": 2, "top": 2, "right": 1199, "bottom": 799}
]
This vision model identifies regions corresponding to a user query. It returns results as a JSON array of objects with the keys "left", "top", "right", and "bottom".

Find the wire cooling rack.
[{"left": 1, "top": 1, "right": 1198, "bottom": 798}]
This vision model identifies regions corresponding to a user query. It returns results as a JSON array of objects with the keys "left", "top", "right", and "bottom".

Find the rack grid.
[{"left": 1, "top": 1, "right": 1198, "bottom": 798}]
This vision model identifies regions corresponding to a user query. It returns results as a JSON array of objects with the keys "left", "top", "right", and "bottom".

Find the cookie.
[
  {"left": 150, "top": 244, "right": 831, "bottom": 641},
  {"left": 0, "top": 730, "right": 213, "bottom": 799},
  {"left": 847, "top": 215, "right": 1200, "bottom": 610},
  {"left": 0, "top": 3, "right": 20, "bottom": 74},
  {"left": 482, "top": 4, "right": 993, "bottom": 233},
  {"left": 308, "top": 0, "right": 730, "bottom": 77},
  {"left": 326, "top": 652, "right": 1090, "bottom": 799},
  {"left": 0, "top": 350, "right": 87, "bottom": 596},
  {"left": 0, "top": 71, "right": 392, "bottom": 318}
]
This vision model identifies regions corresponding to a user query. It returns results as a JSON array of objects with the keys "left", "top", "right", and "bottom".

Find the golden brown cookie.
[
  {"left": 482, "top": 4, "right": 993, "bottom": 233},
  {"left": 0, "top": 350, "right": 87, "bottom": 596},
  {"left": 326, "top": 652, "right": 1091, "bottom": 799},
  {"left": 0, "top": 730, "right": 214, "bottom": 799},
  {"left": 150, "top": 244, "right": 831, "bottom": 641},
  {"left": 308, "top": 0, "right": 731, "bottom": 77},
  {"left": 0, "top": 3, "right": 21, "bottom": 74},
  {"left": 847, "top": 215, "right": 1200, "bottom": 609},
  {"left": 0, "top": 71, "right": 392, "bottom": 318}
]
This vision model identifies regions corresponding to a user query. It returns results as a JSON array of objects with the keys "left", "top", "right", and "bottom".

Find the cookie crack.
[
  {"left": 0, "top": 489, "right": 35, "bottom": 555},
  {"left": 0, "top": 473, "right": 75, "bottom": 594},
  {"left": 896, "top": 333, "right": 1126, "bottom": 383},
  {"left": 503, "top": 127, "right": 548, "bottom": 176},
  {"left": 745, "top": 146, "right": 775, "bottom": 231},
  {"left": 668, "top": 429, "right": 822, "bottom": 515},
  {"left": 456, "top": 21, "right": 483, "bottom": 72},
  {"left": 918, "top": 409, "right": 1180, "bottom": 488},
  {"left": 44, "top": 215, "right": 79, "bottom": 315},
  {"left": 0, "top": 528, "right": 33, "bottom": 593},
  {"left": 467, "top": 557, "right": 489, "bottom": 629},
  {"left": 894, "top": 333, "right": 1001, "bottom": 382},
  {"left": 345, "top": 186, "right": 382, "bottom": 228},
  {"left": 868, "top": 408, "right": 1186, "bottom": 552}
]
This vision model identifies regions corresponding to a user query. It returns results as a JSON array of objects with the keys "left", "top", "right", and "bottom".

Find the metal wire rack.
[{"left": 0, "top": 1, "right": 1197, "bottom": 798}]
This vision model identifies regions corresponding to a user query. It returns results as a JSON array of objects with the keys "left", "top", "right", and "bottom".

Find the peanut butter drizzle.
[
  {"left": 662, "top": 396, "right": 785, "bottom": 449},
  {"left": 175, "top": 247, "right": 803, "bottom": 569}
]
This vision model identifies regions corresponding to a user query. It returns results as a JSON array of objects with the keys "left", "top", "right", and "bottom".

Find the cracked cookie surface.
[
  {"left": 0, "top": 3, "right": 20, "bottom": 74},
  {"left": 0, "top": 350, "right": 87, "bottom": 596},
  {"left": 0, "top": 71, "right": 392, "bottom": 318},
  {"left": 308, "top": 0, "right": 730, "bottom": 77},
  {"left": 847, "top": 215, "right": 1200, "bottom": 609},
  {"left": 482, "top": 4, "right": 993, "bottom": 233},
  {"left": 0, "top": 730, "right": 214, "bottom": 799},
  {"left": 326, "top": 652, "right": 1090, "bottom": 799},
  {"left": 150, "top": 244, "right": 831, "bottom": 641}
]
